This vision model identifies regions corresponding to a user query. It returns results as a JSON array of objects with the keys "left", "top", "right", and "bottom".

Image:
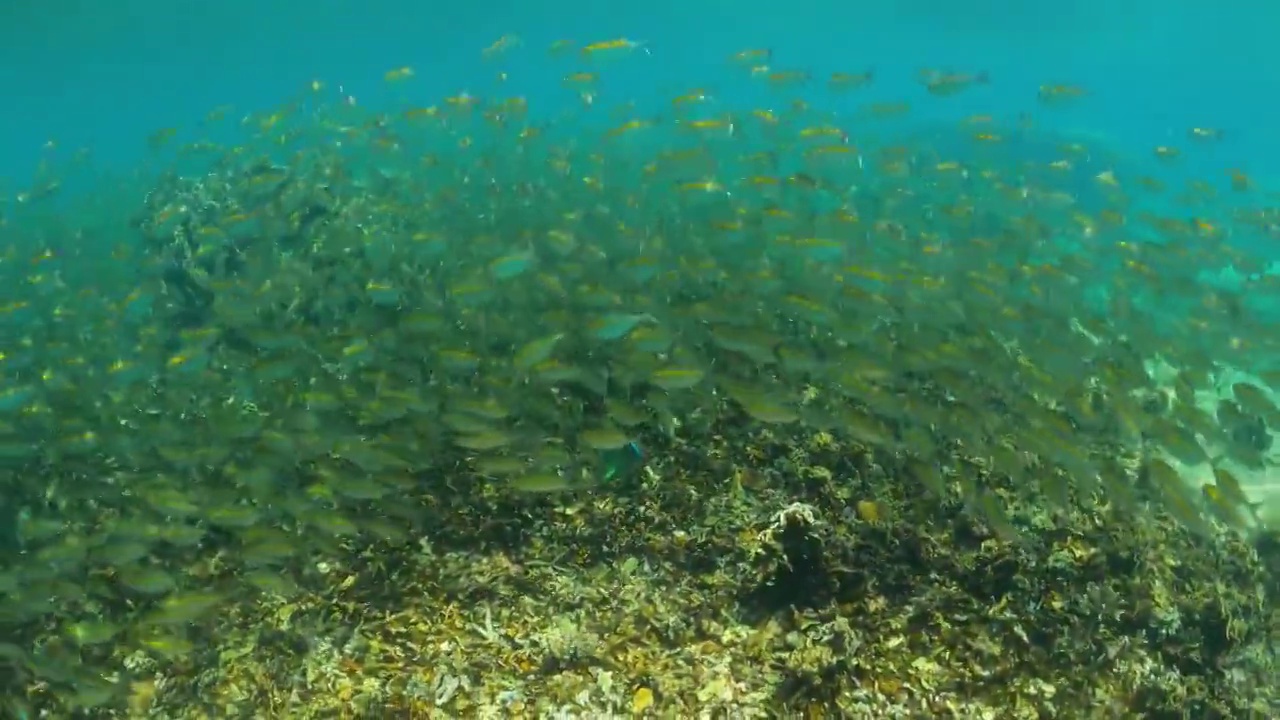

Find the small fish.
[
  {"left": 737, "top": 396, "right": 799, "bottom": 424},
  {"left": 548, "top": 39, "right": 575, "bottom": 56},
  {"left": 764, "top": 70, "right": 810, "bottom": 86},
  {"left": 1202, "top": 484, "right": 1249, "bottom": 529},
  {"left": 680, "top": 118, "right": 735, "bottom": 134},
  {"left": 1037, "top": 84, "right": 1088, "bottom": 104},
  {"left": 672, "top": 89, "right": 712, "bottom": 108},
  {"left": 563, "top": 72, "right": 599, "bottom": 86},
  {"left": 147, "top": 127, "right": 177, "bottom": 149},
  {"left": 607, "top": 119, "right": 653, "bottom": 137},
  {"left": 384, "top": 66, "right": 415, "bottom": 82},
  {"left": 1232, "top": 382, "right": 1277, "bottom": 418},
  {"left": 1227, "top": 168, "right": 1253, "bottom": 192},
  {"left": 482, "top": 34, "right": 521, "bottom": 58},
  {"left": 591, "top": 313, "right": 656, "bottom": 341},
  {"left": 206, "top": 504, "right": 261, "bottom": 528},
  {"left": 243, "top": 569, "right": 300, "bottom": 596},
  {"left": 581, "top": 38, "right": 649, "bottom": 56},
  {"left": 514, "top": 333, "right": 565, "bottom": 369},
  {"left": 730, "top": 48, "right": 772, "bottom": 65},
  {"left": 968, "top": 490, "right": 1024, "bottom": 544},
  {"left": 649, "top": 367, "right": 705, "bottom": 391},
  {"left": 855, "top": 499, "right": 887, "bottom": 524},
  {"left": 138, "top": 631, "right": 195, "bottom": 660},
  {"left": 473, "top": 455, "right": 529, "bottom": 476},
  {"left": 510, "top": 472, "right": 577, "bottom": 493},
  {"left": 828, "top": 70, "right": 874, "bottom": 91},
  {"left": 119, "top": 566, "right": 177, "bottom": 595},
  {"left": 580, "top": 426, "right": 633, "bottom": 451},
  {"left": 676, "top": 178, "right": 729, "bottom": 193},
  {"left": 600, "top": 441, "right": 645, "bottom": 483},
  {"left": 68, "top": 620, "right": 119, "bottom": 646},
  {"left": 1188, "top": 127, "right": 1224, "bottom": 141},
  {"left": 1210, "top": 465, "right": 1261, "bottom": 519},
  {"left": 146, "top": 590, "right": 227, "bottom": 626},
  {"left": 920, "top": 69, "right": 988, "bottom": 96},
  {"left": 454, "top": 430, "right": 515, "bottom": 451},
  {"left": 490, "top": 250, "right": 535, "bottom": 279},
  {"left": 304, "top": 509, "right": 359, "bottom": 536}
]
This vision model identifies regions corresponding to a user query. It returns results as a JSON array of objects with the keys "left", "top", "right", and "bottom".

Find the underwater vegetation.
[{"left": 0, "top": 35, "right": 1279, "bottom": 718}]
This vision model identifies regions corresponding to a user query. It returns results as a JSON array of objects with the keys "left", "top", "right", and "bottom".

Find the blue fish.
[
  {"left": 600, "top": 441, "right": 645, "bottom": 483},
  {"left": 490, "top": 251, "right": 534, "bottom": 280}
]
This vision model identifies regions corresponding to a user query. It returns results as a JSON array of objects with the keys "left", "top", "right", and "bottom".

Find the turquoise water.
[
  {"left": 2, "top": 0, "right": 1274, "bottom": 188},
  {"left": 3, "top": 5, "right": 1280, "bottom": 714}
]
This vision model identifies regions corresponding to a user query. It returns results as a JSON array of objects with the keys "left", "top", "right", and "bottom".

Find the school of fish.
[{"left": 1, "top": 35, "right": 1279, "bottom": 713}]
